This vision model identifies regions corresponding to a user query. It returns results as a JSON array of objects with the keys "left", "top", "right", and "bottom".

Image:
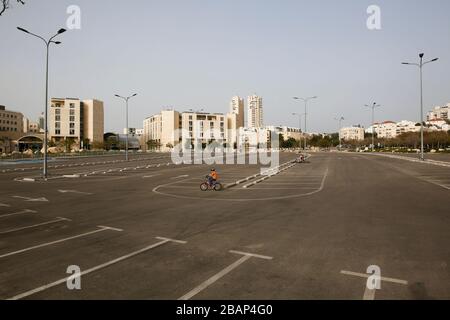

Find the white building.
[
  {"left": 427, "top": 104, "right": 449, "bottom": 121},
  {"left": 247, "top": 95, "right": 263, "bottom": 128},
  {"left": 396, "top": 120, "right": 420, "bottom": 136},
  {"left": 340, "top": 126, "right": 365, "bottom": 141},
  {"left": 266, "top": 125, "right": 302, "bottom": 141}
]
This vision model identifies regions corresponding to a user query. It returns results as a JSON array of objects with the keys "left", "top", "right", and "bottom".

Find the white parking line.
[
  {"left": 0, "top": 209, "right": 37, "bottom": 219},
  {"left": 0, "top": 203, "right": 11, "bottom": 207},
  {"left": 8, "top": 236, "right": 186, "bottom": 300},
  {"left": 341, "top": 270, "right": 408, "bottom": 300},
  {"left": 179, "top": 250, "right": 272, "bottom": 300},
  {"left": 0, "top": 217, "right": 71, "bottom": 235},
  {"left": 0, "top": 226, "right": 122, "bottom": 259}
]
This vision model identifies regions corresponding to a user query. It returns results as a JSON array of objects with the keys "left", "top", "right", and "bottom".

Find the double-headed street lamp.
[
  {"left": 293, "top": 96, "right": 317, "bottom": 151},
  {"left": 364, "top": 103, "right": 381, "bottom": 152},
  {"left": 17, "top": 26, "right": 66, "bottom": 180},
  {"left": 334, "top": 116, "right": 345, "bottom": 150},
  {"left": 402, "top": 53, "right": 439, "bottom": 161},
  {"left": 114, "top": 93, "right": 138, "bottom": 161}
]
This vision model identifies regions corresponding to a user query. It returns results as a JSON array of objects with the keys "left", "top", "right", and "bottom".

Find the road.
[{"left": 0, "top": 152, "right": 449, "bottom": 300}]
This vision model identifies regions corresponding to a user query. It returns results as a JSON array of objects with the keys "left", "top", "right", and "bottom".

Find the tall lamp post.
[
  {"left": 17, "top": 27, "right": 66, "bottom": 180},
  {"left": 334, "top": 116, "right": 345, "bottom": 150},
  {"left": 402, "top": 53, "right": 439, "bottom": 161},
  {"left": 115, "top": 93, "right": 138, "bottom": 161},
  {"left": 292, "top": 112, "right": 302, "bottom": 150},
  {"left": 364, "top": 102, "right": 381, "bottom": 152},
  {"left": 293, "top": 96, "right": 317, "bottom": 151}
]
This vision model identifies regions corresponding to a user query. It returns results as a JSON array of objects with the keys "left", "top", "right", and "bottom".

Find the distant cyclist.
[{"left": 208, "top": 169, "right": 219, "bottom": 187}]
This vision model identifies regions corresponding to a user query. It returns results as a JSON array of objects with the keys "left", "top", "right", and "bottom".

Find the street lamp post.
[
  {"left": 17, "top": 27, "right": 66, "bottom": 180},
  {"left": 364, "top": 103, "right": 381, "bottom": 152},
  {"left": 293, "top": 96, "right": 317, "bottom": 151},
  {"left": 402, "top": 53, "right": 439, "bottom": 161},
  {"left": 334, "top": 116, "right": 345, "bottom": 150},
  {"left": 292, "top": 112, "right": 302, "bottom": 149},
  {"left": 115, "top": 94, "right": 138, "bottom": 161}
]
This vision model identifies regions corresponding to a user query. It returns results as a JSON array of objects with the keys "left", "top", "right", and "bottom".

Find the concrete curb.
[{"left": 224, "top": 159, "right": 298, "bottom": 190}]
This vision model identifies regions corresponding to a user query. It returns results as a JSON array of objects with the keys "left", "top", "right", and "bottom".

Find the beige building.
[
  {"left": 0, "top": 105, "right": 24, "bottom": 140},
  {"left": 144, "top": 110, "right": 227, "bottom": 150},
  {"left": 227, "top": 96, "right": 245, "bottom": 147},
  {"left": 340, "top": 126, "right": 365, "bottom": 141},
  {"left": 143, "top": 110, "right": 181, "bottom": 150},
  {"left": 248, "top": 95, "right": 263, "bottom": 128},
  {"left": 49, "top": 98, "right": 104, "bottom": 148}
]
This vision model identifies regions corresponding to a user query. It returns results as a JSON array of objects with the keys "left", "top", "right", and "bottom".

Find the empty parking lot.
[{"left": 0, "top": 152, "right": 449, "bottom": 300}]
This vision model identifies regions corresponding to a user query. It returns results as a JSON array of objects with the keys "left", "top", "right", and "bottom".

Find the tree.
[{"left": 0, "top": 0, "right": 25, "bottom": 16}]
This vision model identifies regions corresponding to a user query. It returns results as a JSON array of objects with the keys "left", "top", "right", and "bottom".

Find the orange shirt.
[{"left": 210, "top": 172, "right": 218, "bottom": 180}]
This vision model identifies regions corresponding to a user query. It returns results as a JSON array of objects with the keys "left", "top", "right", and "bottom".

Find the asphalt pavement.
[{"left": 0, "top": 151, "right": 449, "bottom": 300}]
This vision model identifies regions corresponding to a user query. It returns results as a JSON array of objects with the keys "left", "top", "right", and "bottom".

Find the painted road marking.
[
  {"left": 341, "top": 270, "right": 408, "bottom": 300},
  {"left": 0, "top": 226, "right": 122, "bottom": 259},
  {"left": 12, "top": 196, "right": 49, "bottom": 202},
  {"left": 179, "top": 250, "right": 273, "bottom": 300},
  {"left": 0, "top": 209, "right": 37, "bottom": 219},
  {"left": 0, "top": 203, "right": 11, "bottom": 207},
  {"left": 8, "top": 236, "right": 186, "bottom": 300},
  {"left": 171, "top": 175, "right": 189, "bottom": 180},
  {"left": 0, "top": 217, "right": 71, "bottom": 235},
  {"left": 58, "top": 190, "right": 93, "bottom": 195}
]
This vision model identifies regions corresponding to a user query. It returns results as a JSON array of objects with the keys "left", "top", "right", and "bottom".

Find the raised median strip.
[{"left": 224, "top": 157, "right": 303, "bottom": 190}]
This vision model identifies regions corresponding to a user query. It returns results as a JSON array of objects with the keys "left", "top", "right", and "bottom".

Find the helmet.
[{"left": 211, "top": 168, "right": 216, "bottom": 171}]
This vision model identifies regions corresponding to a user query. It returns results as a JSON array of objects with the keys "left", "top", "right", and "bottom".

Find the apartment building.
[
  {"left": 427, "top": 104, "right": 449, "bottom": 121},
  {"left": 340, "top": 126, "right": 365, "bottom": 141},
  {"left": 181, "top": 111, "right": 226, "bottom": 148},
  {"left": 0, "top": 105, "right": 24, "bottom": 140},
  {"left": 143, "top": 110, "right": 181, "bottom": 150},
  {"left": 396, "top": 120, "right": 420, "bottom": 136},
  {"left": 143, "top": 110, "right": 227, "bottom": 150},
  {"left": 227, "top": 96, "right": 246, "bottom": 147},
  {"left": 248, "top": 95, "right": 263, "bottom": 128},
  {"left": 49, "top": 98, "right": 104, "bottom": 148},
  {"left": 266, "top": 125, "right": 303, "bottom": 141}
]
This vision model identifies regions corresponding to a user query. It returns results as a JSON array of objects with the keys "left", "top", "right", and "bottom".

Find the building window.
[
  {"left": 55, "top": 109, "right": 61, "bottom": 115},
  {"left": 70, "top": 116, "right": 75, "bottom": 122},
  {"left": 70, "top": 110, "right": 75, "bottom": 116},
  {"left": 55, "top": 116, "right": 61, "bottom": 121},
  {"left": 55, "top": 129, "right": 61, "bottom": 135},
  {"left": 70, "top": 103, "right": 75, "bottom": 108},
  {"left": 70, "top": 129, "right": 75, "bottom": 135}
]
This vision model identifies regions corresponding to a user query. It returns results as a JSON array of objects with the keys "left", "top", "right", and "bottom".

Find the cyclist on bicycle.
[{"left": 208, "top": 169, "right": 219, "bottom": 187}]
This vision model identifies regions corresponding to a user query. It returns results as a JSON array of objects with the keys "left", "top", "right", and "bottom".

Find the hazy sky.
[{"left": 1, "top": 0, "right": 449, "bottom": 133}]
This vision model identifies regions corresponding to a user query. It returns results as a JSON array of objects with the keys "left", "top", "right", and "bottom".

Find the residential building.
[
  {"left": 230, "top": 96, "right": 245, "bottom": 129},
  {"left": 49, "top": 98, "right": 104, "bottom": 148},
  {"left": 0, "top": 105, "right": 24, "bottom": 140},
  {"left": 143, "top": 110, "right": 181, "bottom": 150},
  {"left": 247, "top": 95, "right": 263, "bottom": 128},
  {"left": 340, "top": 126, "right": 365, "bottom": 141},
  {"left": 266, "top": 125, "right": 303, "bottom": 141},
  {"left": 427, "top": 104, "right": 449, "bottom": 121},
  {"left": 376, "top": 121, "right": 397, "bottom": 139},
  {"left": 181, "top": 111, "right": 226, "bottom": 149},
  {"left": 144, "top": 109, "right": 227, "bottom": 151},
  {"left": 396, "top": 120, "right": 420, "bottom": 136}
]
